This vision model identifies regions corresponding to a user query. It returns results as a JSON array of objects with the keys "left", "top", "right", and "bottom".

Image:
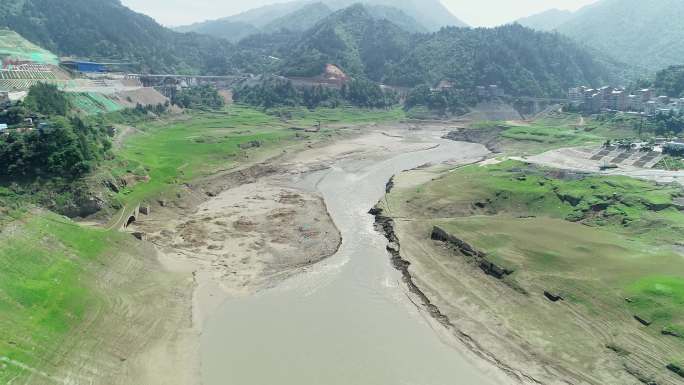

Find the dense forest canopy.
[
  {"left": 382, "top": 24, "right": 620, "bottom": 97},
  {"left": 171, "top": 85, "right": 226, "bottom": 110},
  {"left": 280, "top": 5, "right": 413, "bottom": 80},
  {"left": 654, "top": 66, "right": 684, "bottom": 98},
  {"left": 0, "top": 84, "right": 112, "bottom": 181},
  {"left": 234, "top": 77, "right": 398, "bottom": 109}
]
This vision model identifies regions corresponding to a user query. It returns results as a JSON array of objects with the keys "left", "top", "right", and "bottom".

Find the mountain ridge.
[
  {"left": 515, "top": 0, "right": 684, "bottom": 71},
  {"left": 175, "top": 0, "right": 467, "bottom": 42}
]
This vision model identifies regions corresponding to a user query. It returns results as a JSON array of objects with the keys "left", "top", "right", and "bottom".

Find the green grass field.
[
  {"left": 469, "top": 113, "right": 636, "bottom": 154},
  {"left": 390, "top": 160, "right": 684, "bottom": 344},
  {"left": 0, "top": 210, "right": 126, "bottom": 382},
  {"left": 102, "top": 105, "right": 404, "bottom": 212}
]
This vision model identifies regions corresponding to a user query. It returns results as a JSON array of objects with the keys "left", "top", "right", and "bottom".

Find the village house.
[{"left": 569, "top": 85, "right": 683, "bottom": 116}]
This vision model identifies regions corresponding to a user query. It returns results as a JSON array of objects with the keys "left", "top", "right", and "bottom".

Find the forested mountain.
[
  {"left": 279, "top": 5, "right": 412, "bottom": 80},
  {"left": 516, "top": 9, "right": 574, "bottom": 31},
  {"left": 271, "top": 6, "right": 619, "bottom": 97},
  {"left": 175, "top": 0, "right": 465, "bottom": 42},
  {"left": 0, "top": 0, "right": 621, "bottom": 98},
  {"left": 654, "top": 66, "right": 684, "bottom": 98},
  {"left": 0, "top": 0, "right": 236, "bottom": 74},
  {"left": 516, "top": 0, "right": 684, "bottom": 71},
  {"left": 382, "top": 24, "right": 619, "bottom": 97}
]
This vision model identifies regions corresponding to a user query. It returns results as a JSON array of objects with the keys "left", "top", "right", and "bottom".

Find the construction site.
[{"left": 0, "top": 29, "right": 193, "bottom": 114}]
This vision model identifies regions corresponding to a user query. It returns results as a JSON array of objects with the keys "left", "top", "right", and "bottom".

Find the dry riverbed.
[{"left": 121, "top": 121, "right": 468, "bottom": 384}]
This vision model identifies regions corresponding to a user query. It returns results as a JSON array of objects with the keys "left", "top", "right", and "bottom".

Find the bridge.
[
  {"left": 107, "top": 203, "right": 142, "bottom": 231},
  {"left": 126, "top": 73, "right": 249, "bottom": 88}
]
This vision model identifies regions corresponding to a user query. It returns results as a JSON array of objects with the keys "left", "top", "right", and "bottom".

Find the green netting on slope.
[
  {"left": 86, "top": 92, "right": 123, "bottom": 113},
  {"left": 0, "top": 29, "right": 58, "bottom": 65},
  {"left": 67, "top": 93, "right": 124, "bottom": 115}
]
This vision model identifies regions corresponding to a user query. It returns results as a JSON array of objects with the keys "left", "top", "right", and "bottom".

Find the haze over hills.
[
  {"left": 175, "top": 0, "right": 463, "bottom": 42},
  {"left": 516, "top": 0, "right": 684, "bottom": 71},
  {"left": 515, "top": 9, "right": 574, "bottom": 32}
]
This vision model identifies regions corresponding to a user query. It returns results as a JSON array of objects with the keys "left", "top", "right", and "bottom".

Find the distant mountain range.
[
  {"left": 0, "top": 0, "right": 622, "bottom": 97},
  {"left": 278, "top": 5, "right": 619, "bottom": 97},
  {"left": 175, "top": 0, "right": 466, "bottom": 42},
  {"left": 516, "top": 0, "right": 684, "bottom": 71}
]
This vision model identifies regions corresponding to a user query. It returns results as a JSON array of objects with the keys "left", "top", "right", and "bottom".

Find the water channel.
[{"left": 201, "top": 135, "right": 503, "bottom": 385}]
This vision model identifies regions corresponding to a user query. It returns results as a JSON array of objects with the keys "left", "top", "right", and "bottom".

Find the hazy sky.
[{"left": 121, "top": 0, "right": 600, "bottom": 27}]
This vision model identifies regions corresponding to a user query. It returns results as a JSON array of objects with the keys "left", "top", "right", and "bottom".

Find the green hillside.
[
  {"left": 385, "top": 24, "right": 621, "bottom": 96},
  {"left": 278, "top": 7, "right": 619, "bottom": 97},
  {"left": 281, "top": 4, "right": 412, "bottom": 79},
  {"left": 654, "top": 65, "right": 684, "bottom": 98}
]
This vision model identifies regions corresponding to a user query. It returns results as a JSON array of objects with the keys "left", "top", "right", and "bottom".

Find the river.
[{"left": 200, "top": 135, "right": 504, "bottom": 385}]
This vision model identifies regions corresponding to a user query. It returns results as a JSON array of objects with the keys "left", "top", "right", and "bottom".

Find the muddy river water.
[{"left": 201, "top": 135, "right": 504, "bottom": 385}]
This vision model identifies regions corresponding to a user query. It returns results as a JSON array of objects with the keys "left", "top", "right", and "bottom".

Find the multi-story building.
[
  {"left": 645, "top": 101, "right": 658, "bottom": 116},
  {"left": 569, "top": 86, "right": 585, "bottom": 107},
  {"left": 608, "top": 89, "right": 627, "bottom": 111},
  {"left": 567, "top": 85, "right": 683, "bottom": 116}
]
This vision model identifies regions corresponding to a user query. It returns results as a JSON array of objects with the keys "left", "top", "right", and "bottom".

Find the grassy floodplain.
[
  {"left": 0, "top": 206, "right": 130, "bottom": 382},
  {"left": 100, "top": 105, "right": 404, "bottom": 215},
  {"left": 0, "top": 104, "right": 405, "bottom": 381},
  {"left": 384, "top": 160, "right": 684, "bottom": 381},
  {"left": 468, "top": 113, "right": 638, "bottom": 154}
]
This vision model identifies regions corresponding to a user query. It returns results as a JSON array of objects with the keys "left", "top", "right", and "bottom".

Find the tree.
[{"left": 24, "top": 83, "right": 70, "bottom": 116}]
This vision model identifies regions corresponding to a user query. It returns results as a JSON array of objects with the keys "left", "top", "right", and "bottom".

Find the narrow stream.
[{"left": 201, "top": 136, "right": 503, "bottom": 385}]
